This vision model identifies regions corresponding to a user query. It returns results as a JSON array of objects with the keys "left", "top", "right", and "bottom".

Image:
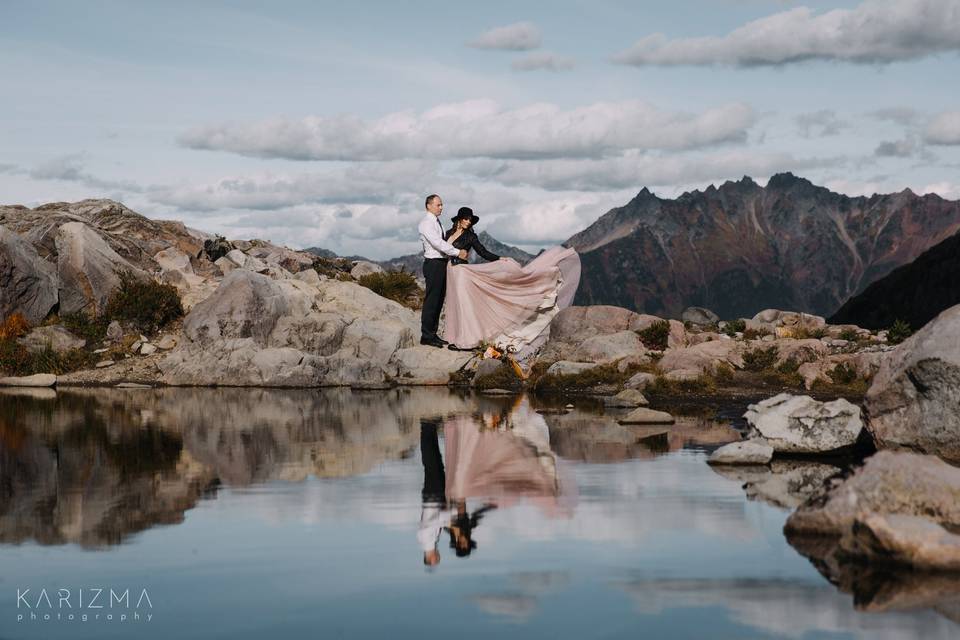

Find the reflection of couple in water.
[{"left": 417, "top": 397, "right": 572, "bottom": 567}]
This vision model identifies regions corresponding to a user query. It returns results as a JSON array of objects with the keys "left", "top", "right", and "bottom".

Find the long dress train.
[{"left": 441, "top": 246, "right": 581, "bottom": 356}]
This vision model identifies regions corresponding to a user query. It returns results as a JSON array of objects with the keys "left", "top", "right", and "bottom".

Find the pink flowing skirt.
[{"left": 442, "top": 246, "right": 580, "bottom": 351}]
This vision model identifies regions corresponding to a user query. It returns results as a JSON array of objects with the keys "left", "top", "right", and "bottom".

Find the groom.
[{"left": 418, "top": 194, "right": 466, "bottom": 347}]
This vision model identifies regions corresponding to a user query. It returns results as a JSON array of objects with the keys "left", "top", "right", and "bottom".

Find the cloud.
[
  {"left": 613, "top": 0, "right": 960, "bottom": 67},
  {"left": 2, "top": 154, "right": 142, "bottom": 193},
  {"left": 795, "top": 110, "right": 848, "bottom": 138},
  {"left": 511, "top": 51, "right": 575, "bottom": 72},
  {"left": 874, "top": 138, "right": 916, "bottom": 157},
  {"left": 179, "top": 100, "right": 757, "bottom": 161},
  {"left": 924, "top": 110, "right": 960, "bottom": 145},
  {"left": 922, "top": 181, "right": 960, "bottom": 199},
  {"left": 467, "top": 22, "right": 541, "bottom": 51},
  {"left": 148, "top": 161, "right": 441, "bottom": 211},
  {"left": 868, "top": 107, "right": 920, "bottom": 126},
  {"left": 460, "top": 150, "right": 840, "bottom": 191}
]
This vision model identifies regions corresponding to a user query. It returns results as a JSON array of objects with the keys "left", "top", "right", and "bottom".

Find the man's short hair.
[{"left": 425, "top": 194, "right": 440, "bottom": 209}]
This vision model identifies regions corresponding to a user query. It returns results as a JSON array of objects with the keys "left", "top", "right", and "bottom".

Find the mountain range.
[
  {"left": 829, "top": 226, "right": 960, "bottom": 330},
  {"left": 566, "top": 173, "right": 960, "bottom": 319}
]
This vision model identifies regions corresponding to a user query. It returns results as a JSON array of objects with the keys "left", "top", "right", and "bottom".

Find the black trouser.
[
  {"left": 421, "top": 257, "right": 448, "bottom": 341},
  {"left": 420, "top": 419, "right": 446, "bottom": 504}
]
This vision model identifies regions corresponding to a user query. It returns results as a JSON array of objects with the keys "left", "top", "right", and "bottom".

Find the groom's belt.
[{"left": 424, "top": 257, "right": 449, "bottom": 262}]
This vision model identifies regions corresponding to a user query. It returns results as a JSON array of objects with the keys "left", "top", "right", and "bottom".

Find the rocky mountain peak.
[{"left": 570, "top": 174, "right": 960, "bottom": 319}]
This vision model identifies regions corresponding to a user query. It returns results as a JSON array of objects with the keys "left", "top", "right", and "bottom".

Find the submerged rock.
[
  {"left": 707, "top": 440, "right": 773, "bottom": 466},
  {"left": 618, "top": 407, "right": 674, "bottom": 425},
  {"left": 0, "top": 373, "right": 57, "bottom": 387},
  {"left": 603, "top": 388, "right": 649, "bottom": 408}
]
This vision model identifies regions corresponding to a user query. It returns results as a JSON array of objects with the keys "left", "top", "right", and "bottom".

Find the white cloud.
[
  {"left": 511, "top": 51, "right": 575, "bottom": 72},
  {"left": 795, "top": 110, "right": 848, "bottom": 138},
  {"left": 461, "top": 150, "right": 840, "bottom": 191},
  {"left": 179, "top": 100, "right": 757, "bottom": 161},
  {"left": 467, "top": 22, "right": 541, "bottom": 51},
  {"left": 868, "top": 107, "right": 921, "bottom": 126},
  {"left": 148, "top": 161, "right": 441, "bottom": 211},
  {"left": 922, "top": 181, "right": 960, "bottom": 199},
  {"left": 1, "top": 153, "right": 142, "bottom": 193},
  {"left": 924, "top": 110, "right": 960, "bottom": 145},
  {"left": 874, "top": 138, "right": 917, "bottom": 157},
  {"left": 613, "top": 0, "right": 960, "bottom": 67}
]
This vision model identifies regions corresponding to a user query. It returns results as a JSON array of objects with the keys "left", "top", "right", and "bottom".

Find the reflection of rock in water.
[
  {"left": 786, "top": 531, "right": 960, "bottom": 625},
  {"left": 0, "top": 394, "right": 215, "bottom": 548},
  {"left": 0, "top": 387, "right": 478, "bottom": 547},
  {"left": 544, "top": 411, "right": 739, "bottom": 463},
  {"left": 710, "top": 460, "right": 841, "bottom": 510}
]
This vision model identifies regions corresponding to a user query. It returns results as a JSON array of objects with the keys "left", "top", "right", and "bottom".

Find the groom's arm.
[{"left": 419, "top": 218, "right": 462, "bottom": 258}]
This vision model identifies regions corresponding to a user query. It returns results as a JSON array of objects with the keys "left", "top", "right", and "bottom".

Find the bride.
[{"left": 440, "top": 207, "right": 581, "bottom": 357}]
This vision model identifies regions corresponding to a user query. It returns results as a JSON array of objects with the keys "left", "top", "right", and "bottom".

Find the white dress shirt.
[
  {"left": 417, "top": 503, "right": 452, "bottom": 552},
  {"left": 418, "top": 213, "right": 460, "bottom": 259}
]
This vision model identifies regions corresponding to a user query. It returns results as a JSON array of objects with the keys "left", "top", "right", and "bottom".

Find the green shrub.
[
  {"left": 721, "top": 319, "right": 745, "bottom": 337},
  {"left": 0, "top": 341, "right": 93, "bottom": 377},
  {"left": 533, "top": 363, "right": 629, "bottom": 393},
  {"left": 62, "top": 311, "right": 109, "bottom": 343},
  {"left": 104, "top": 271, "right": 183, "bottom": 334},
  {"left": 743, "top": 345, "right": 779, "bottom": 372},
  {"left": 827, "top": 362, "right": 859, "bottom": 385},
  {"left": 637, "top": 320, "right": 670, "bottom": 350},
  {"left": 887, "top": 319, "right": 913, "bottom": 345},
  {"left": 712, "top": 363, "right": 735, "bottom": 385},
  {"left": 743, "top": 326, "right": 772, "bottom": 340},
  {"left": 647, "top": 373, "right": 716, "bottom": 395},
  {"left": 839, "top": 327, "right": 859, "bottom": 342},
  {"left": 474, "top": 362, "right": 522, "bottom": 390},
  {"left": 776, "top": 357, "right": 800, "bottom": 374},
  {"left": 357, "top": 270, "right": 423, "bottom": 309}
]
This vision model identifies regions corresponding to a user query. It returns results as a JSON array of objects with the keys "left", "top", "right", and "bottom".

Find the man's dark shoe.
[{"left": 420, "top": 337, "right": 445, "bottom": 348}]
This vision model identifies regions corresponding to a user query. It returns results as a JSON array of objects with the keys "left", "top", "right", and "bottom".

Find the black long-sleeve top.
[{"left": 444, "top": 227, "right": 500, "bottom": 265}]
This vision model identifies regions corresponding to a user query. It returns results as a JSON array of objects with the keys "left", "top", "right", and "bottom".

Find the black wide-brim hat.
[{"left": 451, "top": 207, "right": 480, "bottom": 225}]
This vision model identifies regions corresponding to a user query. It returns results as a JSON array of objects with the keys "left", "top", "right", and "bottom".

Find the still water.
[{"left": 0, "top": 387, "right": 957, "bottom": 639}]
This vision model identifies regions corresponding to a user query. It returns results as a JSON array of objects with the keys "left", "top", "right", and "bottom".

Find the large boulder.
[
  {"left": 681, "top": 306, "right": 719, "bottom": 326},
  {"left": 784, "top": 450, "right": 960, "bottom": 537},
  {"left": 350, "top": 260, "right": 384, "bottom": 279},
  {"left": 658, "top": 339, "right": 743, "bottom": 376},
  {"left": 540, "top": 305, "right": 641, "bottom": 360},
  {"left": 570, "top": 330, "right": 647, "bottom": 364},
  {"left": 752, "top": 309, "right": 826, "bottom": 331},
  {"left": 0, "top": 227, "right": 58, "bottom": 324},
  {"left": 864, "top": 304, "right": 960, "bottom": 462},
  {"left": 837, "top": 513, "right": 960, "bottom": 572},
  {"left": 159, "top": 270, "right": 419, "bottom": 387},
  {"left": 390, "top": 346, "right": 475, "bottom": 385},
  {"left": 744, "top": 393, "right": 863, "bottom": 454},
  {"left": 55, "top": 221, "right": 148, "bottom": 315}
]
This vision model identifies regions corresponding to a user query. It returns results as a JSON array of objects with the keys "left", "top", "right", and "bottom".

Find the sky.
[{"left": 1, "top": 0, "right": 959, "bottom": 259}]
